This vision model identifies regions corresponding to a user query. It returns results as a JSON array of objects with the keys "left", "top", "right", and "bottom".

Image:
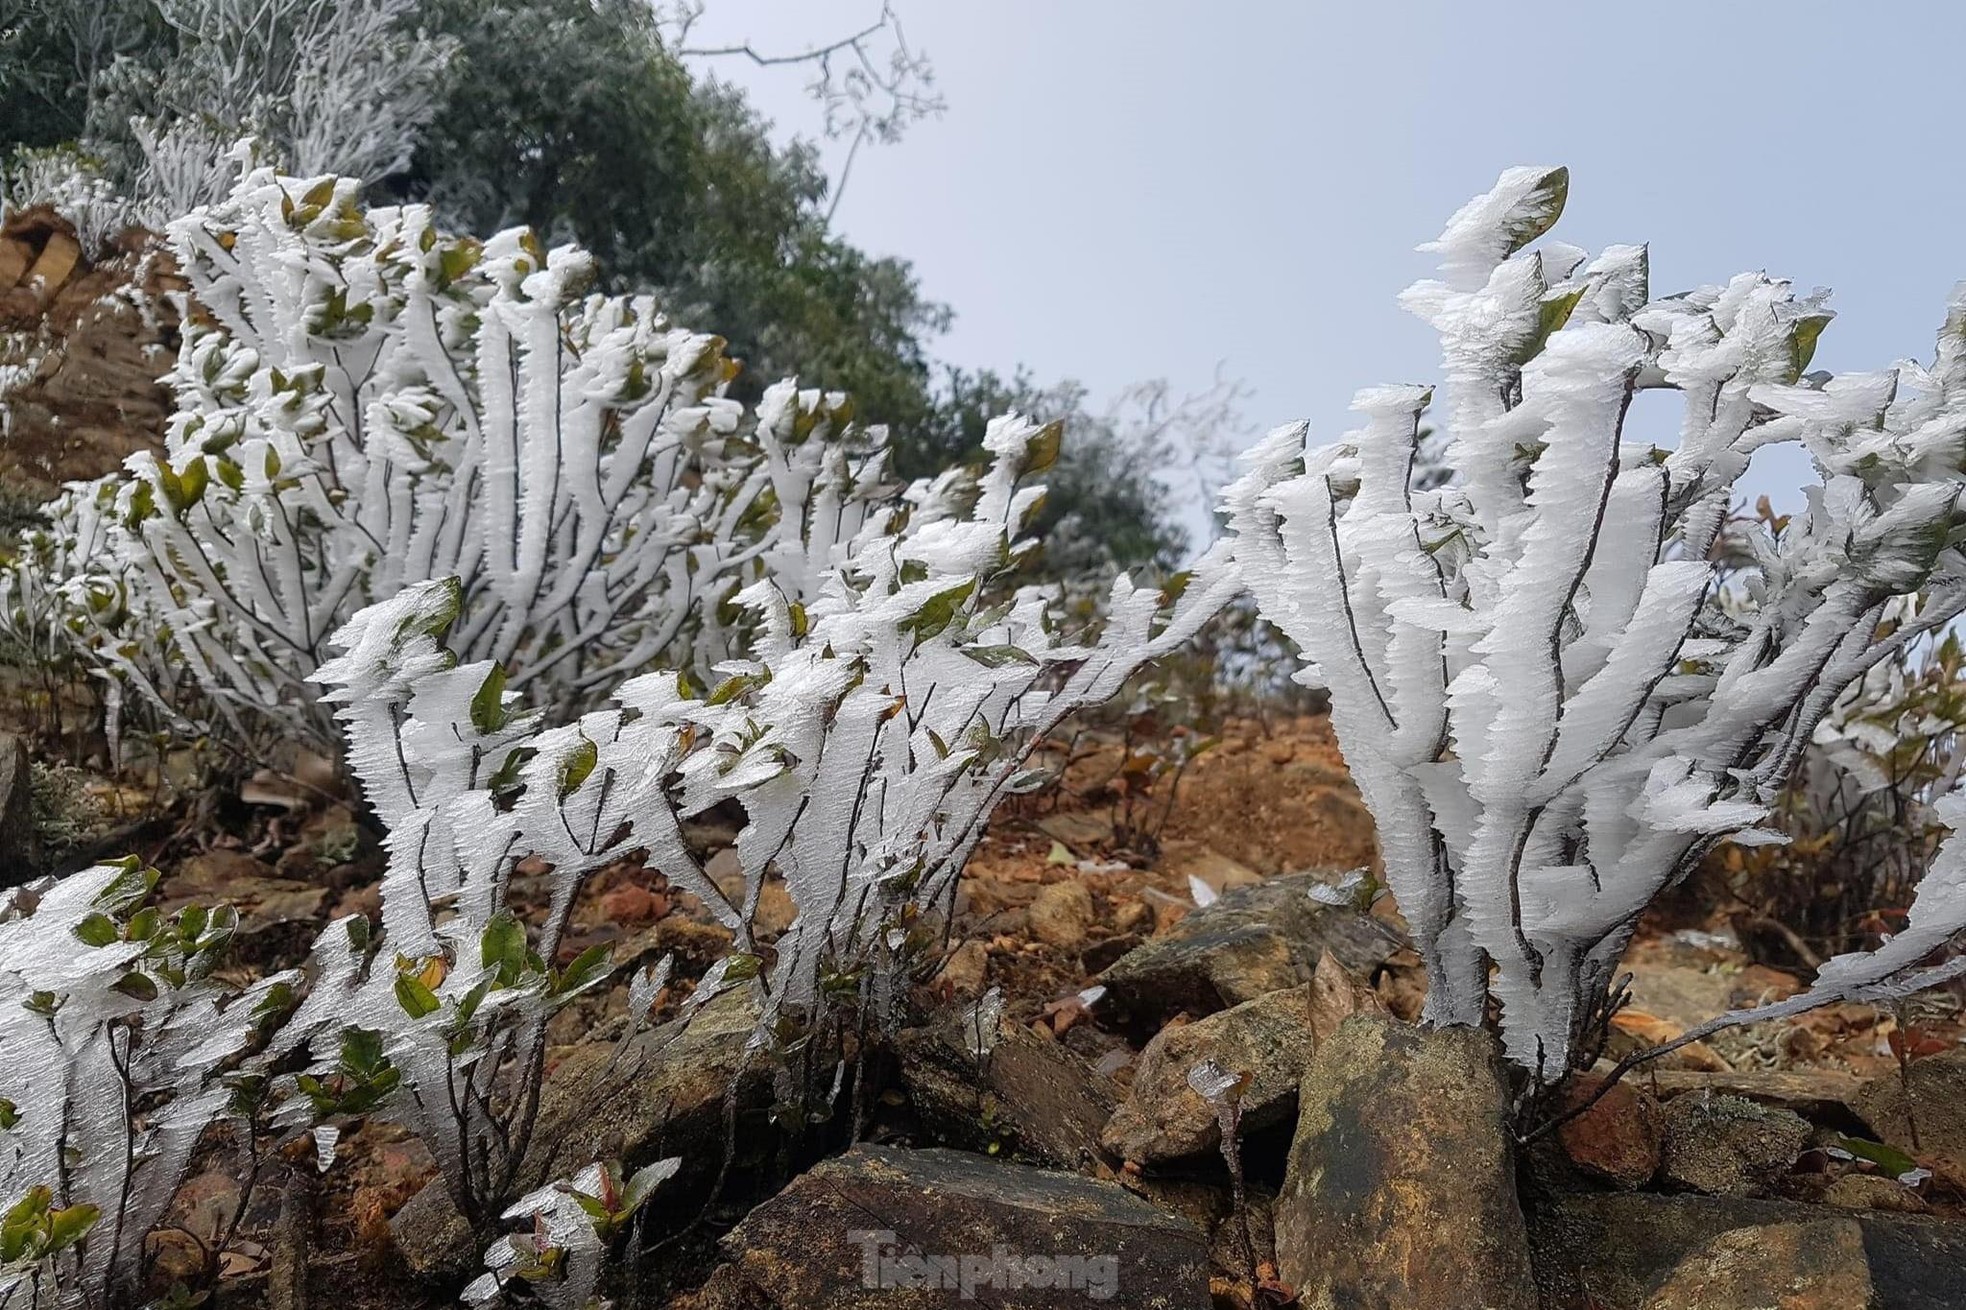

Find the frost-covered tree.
[
  {"left": 281, "top": 417, "right": 1234, "bottom": 1227},
  {"left": 0, "top": 860, "right": 294, "bottom": 1307},
  {"left": 6, "top": 167, "right": 895, "bottom": 756},
  {"left": 1227, "top": 166, "right": 1966, "bottom": 1076},
  {"left": 1, "top": 0, "right": 453, "bottom": 231}
]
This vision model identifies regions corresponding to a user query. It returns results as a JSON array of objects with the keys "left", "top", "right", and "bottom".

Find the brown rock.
[
  {"left": 0, "top": 735, "right": 32, "bottom": 887},
  {"left": 1557, "top": 1072, "right": 1664, "bottom": 1188},
  {"left": 935, "top": 939, "right": 990, "bottom": 998},
  {"left": 1111, "top": 898, "right": 1154, "bottom": 936},
  {"left": 694, "top": 1144, "right": 1209, "bottom": 1309},
  {"left": 0, "top": 237, "right": 30, "bottom": 289},
  {"left": 1103, "top": 985, "right": 1320, "bottom": 1165},
  {"left": 1659, "top": 1093, "right": 1810, "bottom": 1197},
  {"left": 1528, "top": 1192, "right": 1966, "bottom": 1310},
  {"left": 391, "top": 986, "right": 769, "bottom": 1276},
  {"left": 1275, "top": 1016, "right": 1537, "bottom": 1310},
  {"left": 1097, "top": 872, "right": 1395, "bottom": 1025},
  {"left": 1822, "top": 1173, "right": 1930, "bottom": 1215},
  {"left": 1643, "top": 1067, "right": 1865, "bottom": 1128},
  {"left": 1028, "top": 878, "right": 1095, "bottom": 948},
  {"left": 22, "top": 231, "right": 79, "bottom": 305},
  {"left": 1158, "top": 840, "right": 1263, "bottom": 898},
  {"left": 710, "top": 870, "right": 797, "bottom": 937},
  {"left": 1853, "top": 1048, "right": 1966, "bottom": 1186},
  {"left": 1641, "top": 1219, "right": 1875, "bottom": 1310},
  {"left": 899, "top": 1005, "right": 1116, "bottom": 1169}
]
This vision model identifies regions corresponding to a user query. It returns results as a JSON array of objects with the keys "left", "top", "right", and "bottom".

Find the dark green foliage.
[
  {"left": 921, "top": 368, "right": 1188, "bottom": 572},
  {"left": 395, "top": 0, "right": 947, "bottom": 437},
  {"left": 0, "top": 2, "right": 164, "bottom": 155}
]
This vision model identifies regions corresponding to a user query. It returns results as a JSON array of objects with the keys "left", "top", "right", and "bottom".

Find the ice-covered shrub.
[
  {"left": 6, "top": 167, "right": 894, "bottom": 756},
  {"left": 0, "top": 860, "right": 294, "bottom": 1306},
  {"left": 279, "top": 417, "right": 1234, "bottom": 1227},
  {"left": 1227, "top": 166, "right": 1966, "bottom": 1076},
  {"left": 1703, "top": 592, "right": 1966, "bottom": 969},
  {"left": 461, "top": 1159, "right": 680, "bottom": 1310},
  {"left": 0, "top": 147, "right": 142, "bottom": 256}
]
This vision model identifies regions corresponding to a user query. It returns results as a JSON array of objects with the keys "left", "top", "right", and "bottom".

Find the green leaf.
[
  {"left": 480, "top": 911, "right": 528, "bottom": 980},
  {"left": 300, "top": 177, "right": 337, "bottom": 211},
  {"left": 112, "top": 971, "right": 159, "bottom": 1002},
  {"left": 1500, "top": 166, "right": 1570, "bottom": 256},
  {"left": 1789, "top": 311, "right": 1834, "bottom": 380},
  {"left": 94, "top": 859, "right": 157, "bottom": 913},
  {"left": 487, "top": 747, "right": 529, "bottom": 798},
  {"left": 1833, "top": 1134, "right": 1920, "bottom": 1178},
  {"left": 899, "top": 578, "right": 977, "bottom": 643},
  {"left": 0, "top": 1100, "right": 15, "bottom": 1130},
  {"left": 470, "top": 664, "right": 509, "bottom": 736},
  {"left": 72, "top": 912, "right": 119, "bottom": 947},
  {"left": 557, "top": 735, "right": 599, "bottom": 798},
  {"left": 177, "top": 456, "right": 209, "bottom": 510},
  {"left": 43, "top": 1203, "right": 99, "bottom": 1254},
  {"left": 1023, "top": 420, "right": 1064, "bottom": 475},
  {"left": 178, "top": 904, "right": 208, "bottom": 941},
  {"left": 394, "top": 972, "right": 440, "bottom": 1019},
  {"left": 438, "top": 242, "right": 479, "bottom": 286},
  {"left": 961, "top": 644, "right": 1038, "bottom": 668},
  {"left": 706, "top": 670, "right": 769, "bottom": 706},
  {"left": 553, "top": 943, "right": 612, "bottom": 997},
  {"left": 339, "top": 1026, "right": 389, "bottom": 1078},
  {"left": 1512, "top": 285, "right": 1586, "bottom": 366},
  {"left": 454, "top": 977, "right": 492, "bottom": 1027}
]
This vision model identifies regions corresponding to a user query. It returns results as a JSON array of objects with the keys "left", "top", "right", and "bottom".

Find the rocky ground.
[{"left": 8, "top": 710, "right": 1961, "bottom": 1308}]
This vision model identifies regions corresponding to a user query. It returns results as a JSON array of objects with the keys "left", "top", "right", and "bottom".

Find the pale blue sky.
[{"left": 687, "top": 2, "right": 1966, "bottom": 523}]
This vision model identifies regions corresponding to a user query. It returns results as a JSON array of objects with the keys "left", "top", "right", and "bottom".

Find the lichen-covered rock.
[
  {"left": 1096, "top": 872, "right": 1394, "bottom": 1025},
  {"left": 1274, "top": 1015, "right": 1537, "bottom": 1310},
  {"left": 691, "top": 1144, "right": 1209, "bottom": 1308},
  {"left": 1640, "top": 1219, "right": 1875, "bottom": 1310},
  {"left": 1659, "top": 1093, "right": 1810, "bottom": 1197}
]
